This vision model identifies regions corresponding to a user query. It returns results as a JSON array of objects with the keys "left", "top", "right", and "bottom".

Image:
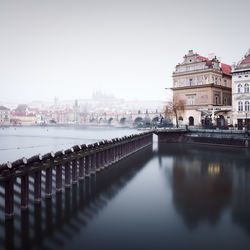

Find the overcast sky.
[{"left": 0, "top": 0, "right": 249, "bottom": 103}]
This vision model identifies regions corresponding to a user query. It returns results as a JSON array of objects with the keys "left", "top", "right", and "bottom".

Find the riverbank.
[{"left": 155, "top": 128, "right": 250, "bottom": 148}]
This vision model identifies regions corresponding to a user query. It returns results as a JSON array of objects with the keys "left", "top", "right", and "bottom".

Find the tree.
[{"left": 164, "top": 99, "right": 185, "bottom": 128}]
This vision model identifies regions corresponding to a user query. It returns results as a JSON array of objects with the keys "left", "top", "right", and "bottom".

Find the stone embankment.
[{"left": 155, "top": 128, "right": 250, "bottom": 148}]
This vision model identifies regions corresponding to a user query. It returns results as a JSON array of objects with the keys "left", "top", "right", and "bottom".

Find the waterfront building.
[
  {"left": 172, "top": 50, "right": 232, "bottom": 127},
  {"left": 0, "top": 106, "right": 10, "bottom": 125},
  {"left": 231, "top": 50, "right": 250, "bottom": 130}
]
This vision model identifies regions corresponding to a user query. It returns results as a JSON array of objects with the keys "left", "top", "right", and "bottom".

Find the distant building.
[
  {"left": 11, "top": 104, "right": 37, "bottom": 125},
  {"left": 0, "top": 106, "right": 10, "bottom": 125},
  {"left": 231, "top": 50, "right": 250, "bottom": 129},
  {"left": 172, "top": 50, "right": 232, "bottom": 127}
]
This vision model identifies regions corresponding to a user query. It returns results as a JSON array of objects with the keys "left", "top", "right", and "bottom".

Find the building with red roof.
[
  {"left": 231, "top": 50, "right": 250, "bottom": 129},
  {"left": 171, "top": 50, "right": 232, "bottom": 127}
]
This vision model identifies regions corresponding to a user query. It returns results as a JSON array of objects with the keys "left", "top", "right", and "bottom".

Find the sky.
[{"left": 0, "top": 0, "right": 249, "bottom": 103}]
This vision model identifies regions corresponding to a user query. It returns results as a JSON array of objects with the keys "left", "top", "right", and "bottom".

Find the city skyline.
[{"left": 1, "top": 0, "right": 250, "bottom": 103}]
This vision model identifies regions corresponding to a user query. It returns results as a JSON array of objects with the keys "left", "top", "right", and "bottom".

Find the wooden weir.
[{"left": 0, "top": 132, "right": 153, "bottom": 219}]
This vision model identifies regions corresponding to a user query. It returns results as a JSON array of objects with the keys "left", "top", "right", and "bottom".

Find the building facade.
[
  {"left": 172, "top": 50, "right": 232, "bottom": 127},
  {"left": 231, "top": 50, "right": 250, "bottom": 130},
  {"left": 0, "top": 106, "right": 10, "bottom": 126}
]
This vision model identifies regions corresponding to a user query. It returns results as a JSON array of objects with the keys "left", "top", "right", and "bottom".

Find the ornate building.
[
  {"left": 172, "top": 50, "right": 232, "bottom": 127},
  {"left": 231, "top": 50, "right": 250, "bottom": 130}
]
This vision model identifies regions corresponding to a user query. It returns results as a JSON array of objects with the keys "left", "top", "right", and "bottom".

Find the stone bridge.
[{"left": 88, "top": 112, "right": 163, "bottom": 126}]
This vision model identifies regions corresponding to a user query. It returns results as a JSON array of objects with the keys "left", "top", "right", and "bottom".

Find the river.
[
  {"left": 0, "top": 126, "right": 139, "bottom": 164},
  {"left": 0, "top": 127, "right": 250, "bottom": 250}
]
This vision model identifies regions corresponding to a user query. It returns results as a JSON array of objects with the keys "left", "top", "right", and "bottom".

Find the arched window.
[
  {"left": 244, "top": 83, "right": 249, "bottom": 93},
  {"left": 238, "top": 84, "right": 242, "bottom": 93},
  {"left": 238, "top": 101, "right": 243, "bottom": 111},
  {"left": 245, "top": 101, "right": 250, "bottom": 111}
]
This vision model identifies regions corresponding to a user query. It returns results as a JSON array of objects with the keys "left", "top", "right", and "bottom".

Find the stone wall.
[{"left": 156, "top": 130, "right": 250, "bottom": 148}]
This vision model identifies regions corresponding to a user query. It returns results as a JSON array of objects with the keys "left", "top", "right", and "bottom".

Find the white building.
[
  {"left": 0, "top": 106, "right": 10, "bottom": 125},
  {"left": 232, "top": 50, "right": 250, "bottom": 129}
]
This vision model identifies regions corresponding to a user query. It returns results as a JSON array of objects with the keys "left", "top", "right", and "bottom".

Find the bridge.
[{"left": 88, "top": 112, "right": 163, "bottom": 126}]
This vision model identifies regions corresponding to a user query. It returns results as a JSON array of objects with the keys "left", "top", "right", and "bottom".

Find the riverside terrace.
[{"left": 0, "top": 132, "right": 153, "bottom": 219}]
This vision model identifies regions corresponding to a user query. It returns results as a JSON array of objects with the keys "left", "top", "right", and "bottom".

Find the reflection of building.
[
  {"left": 172, "top": 50, "right": 232, "bottom": 127},
  {"left": 231, "top": 166, "right": 250, "bottom": 234},
  {"left": 0, "top": 105, "right": 10, "bottom": 125},
  {"left": 231, "top": 50, "right": 250, "bottom": 129},
  {"left": 172, "top": 158, "right": 232, "bottom": 229}
]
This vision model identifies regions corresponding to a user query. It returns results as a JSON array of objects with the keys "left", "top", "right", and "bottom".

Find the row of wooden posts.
[{"left": 0, "top": 132, "right": 153, "bottom": 219}]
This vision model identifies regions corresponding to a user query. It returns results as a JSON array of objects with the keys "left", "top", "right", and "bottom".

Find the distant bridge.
[{"left": 88, "top": 112, "right": 163, "bottom": 126}]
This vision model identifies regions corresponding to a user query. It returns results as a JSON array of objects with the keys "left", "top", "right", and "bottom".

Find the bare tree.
[{"left": 164, "top": 99, "right": 185, "bottom": 128}]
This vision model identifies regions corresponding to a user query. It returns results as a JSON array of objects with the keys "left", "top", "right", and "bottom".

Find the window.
[
  {"left": 188, "top": 96, "right": 195, "bottom": 105},
  {"left": 238, "top": 101, "right": 243, "bottom": 111},
  {"left": 244, "top": 83, "right": 249, "bottom": 93},
  {"left": 205, "top": 75, "right": 209, "bottom": 84},
  {"left": 189, "top": 78, "right": 194, "bottom": 86},
  {"left": 187, "top": 66, "right": 194, "bottom": 71},
  {"left": 196, "top": 64, "right": 203, "bottom": 70},
  {"left": 245, "top": 101, "right": 250, "bottom": 111},
  {"left": 218, "top": 78, "right": 221, "bottom": 85},
  {"left": 179, "top": 67, "right": 185, "bottom": 72},
  {"left": 179, "top": 79, "right": 185, "bottom": 87},
  {"left": 238, "top": 84, "right": 242, "bottom": 93},
  {"left": 224, "top": 80, "right": 227, "bottom": 87},
  {"left": 215, "top": 96, "right": 218, "bottom": 105},
  {"left": 197, "top": 76, "right": 203, "bottom": 85}
]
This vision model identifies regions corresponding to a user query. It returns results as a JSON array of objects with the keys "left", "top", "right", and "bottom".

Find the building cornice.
[{"left": 172, "top": 84, "right": 232, "bottom": 91}]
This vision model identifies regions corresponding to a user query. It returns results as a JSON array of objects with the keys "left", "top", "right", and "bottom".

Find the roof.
[
  {"left": 240, "top": 53, "right": 250, "bottom": 65},
  {"left": 0, "top": 106, "right": 9, "bottom": 111},
  {"left": 221, "top": 63, "right": 232, "bottom": 75},
  {"left": 198, "top": 54, "right": 231, "bottom": 76},
  {"left": 198, "top": 55, "right": 208, "bottom": 61}
]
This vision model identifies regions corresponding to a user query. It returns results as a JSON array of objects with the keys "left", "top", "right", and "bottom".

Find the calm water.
[
  {"left": 1, "top": 128, "right": 250, "bottom": 250},
  {"left": 0, "top": 126, "right": 138, "bottom": 164}
]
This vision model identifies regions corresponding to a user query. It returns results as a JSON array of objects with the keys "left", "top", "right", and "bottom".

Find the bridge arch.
[
  {"left": 120, "top": 117, "right": 127, "bottom": 124},
  {"left": 89, "top": 117, "right": 96, "bottom": 123},
  {"left": 151, "top": 116, "right": 159, "bottom": 124},
  {"left": 108, "top": 117, "right": 113, "bottom": 124},
  {"left": 144, "top": 117, "right": 151, "bottom": 126},
  {"left": 133, "top": 117, "right": 143, "bottom": 125}
]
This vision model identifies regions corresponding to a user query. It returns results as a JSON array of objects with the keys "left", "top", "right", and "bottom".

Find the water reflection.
[
  {"left": 158, "top": 143, "right": 250, "bottom": 233},
  {"left": 1, "top": 147, "right": 153, "bottom": 250}
]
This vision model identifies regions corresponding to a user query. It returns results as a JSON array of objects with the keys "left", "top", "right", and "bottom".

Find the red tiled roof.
[
  {"left": 198, "top": 54, "right": 231, "bottom": 75},
  {"left": 240, "top": 54, "right": 250, "bottom": 65},
  {"left": 198, "top": 55, "right": 208, "bottom": 61},
  {"left": 221, "top": 63, "right": 232, "bottom": 75},
  {"left": 206, "top": 60, "right": 212, "bottom": 67}
]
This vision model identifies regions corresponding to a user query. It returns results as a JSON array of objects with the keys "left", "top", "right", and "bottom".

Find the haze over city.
[{"left": 1, "top": 0, "right": 249, "bottom": 103}]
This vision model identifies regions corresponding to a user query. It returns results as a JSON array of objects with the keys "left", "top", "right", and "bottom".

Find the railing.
[{"left": 0, "top": 132, "right": 153, "bottom": 219}]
